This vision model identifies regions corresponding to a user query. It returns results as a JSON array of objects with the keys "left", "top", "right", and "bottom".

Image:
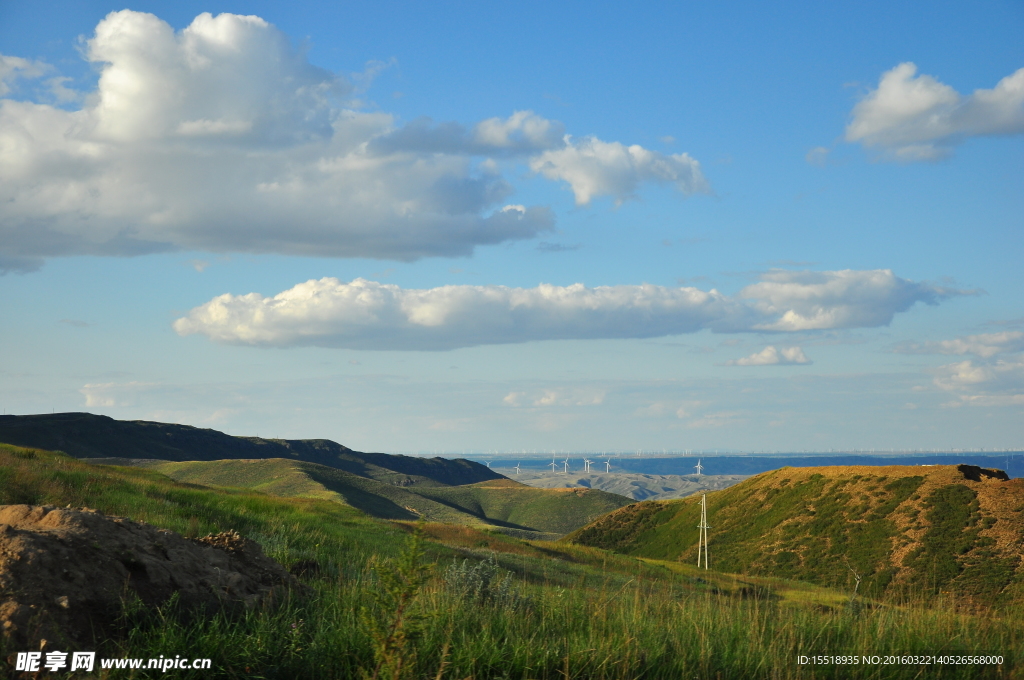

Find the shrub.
[{"left": 443, "top": 553, "right": 530, "bottom": 613}]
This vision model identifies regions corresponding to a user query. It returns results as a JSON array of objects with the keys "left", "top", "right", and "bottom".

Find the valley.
[
  {"left": 505, "top": 468, "right": 750, "bottom": 500},
  {"left": 0, "top": 414, "right": 1022, "bottom": 678}
]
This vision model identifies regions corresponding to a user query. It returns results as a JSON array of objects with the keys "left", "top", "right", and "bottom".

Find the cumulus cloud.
[
  {"left": 529, "top": 136, "right": 710, "bottom": 205},
  {"left": 737, "top": 269, "right": 968, "bottom": 332},
  {"left": 174, "top": 269, "right": 963, "bottom": 350},
  {"left": 0, "top": 12, "right": 708, "bottom": 271},
  {"left": 0, "top": 11, "right": 550, "bottom": 265},
  {"left": 846, "top": 62, "right": 1024, "bottom": 160},
  {"left": 725, "top": 346, "right": 811, "bottom": 366},
  {"left": 896, "top": 331, "right": 1024, "bottom": 358}
]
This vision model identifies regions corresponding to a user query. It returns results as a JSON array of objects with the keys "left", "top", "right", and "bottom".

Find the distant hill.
[
  {"left": 566, "top": 464, "right": 1024, "bottom": 602},
  {"left": 508, "top": 469, "right": 750, "bottom": 500},
  {"left": 0, "top": 413, "right": 631, "bottom": 537},
  {"left": 607, "top": 454, "right": 1024, "bottom": 479},
  {"left": 0, "top": 412, "right": 498, "bottom": 487},
  {"left": 140, "top": 458, "right": 632, "bottom": 535}
]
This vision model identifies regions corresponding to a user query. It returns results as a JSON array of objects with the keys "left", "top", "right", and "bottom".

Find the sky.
[{"left": 1, "top": 0, "right": 1022, "bottom": 453}]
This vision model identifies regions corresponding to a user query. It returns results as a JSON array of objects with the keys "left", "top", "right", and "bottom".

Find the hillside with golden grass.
[{"left": 566, "top": 464, "right": 1024, "bottom": 603}]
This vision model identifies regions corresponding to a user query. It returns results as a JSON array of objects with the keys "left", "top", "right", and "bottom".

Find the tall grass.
[
  {"left": 1, "top": 445, "right": 1021, "bottom": 678},
  {"left": 107, "top": 571, "right": 1021, "bottom": 679}
]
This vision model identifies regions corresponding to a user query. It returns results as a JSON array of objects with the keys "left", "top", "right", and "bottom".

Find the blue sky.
[{"left": 1, "top": 1, "right": 1022, "bottom": 452}]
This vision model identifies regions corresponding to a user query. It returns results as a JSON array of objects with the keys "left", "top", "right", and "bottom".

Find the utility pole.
[{"left": 697, "top": 493, "right": 710, "bottom": 570}]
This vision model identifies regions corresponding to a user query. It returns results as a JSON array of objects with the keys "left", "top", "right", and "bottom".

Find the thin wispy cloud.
[
  {"left": 896, "top": 331, "right": 1024, "bottom": 358},
  {"left": 0, "top": 11, "right": 709, "bottom": 272},
  {"left": 0, "top": 54, "right": 49, "bottom": 96},
  {"left": 933, "top": 358, "right": 1024, "bottom": 407},
  {"left": 536, "top": 242, "right": 582, "bottom": 253},
  {"left": 173, "top": 269, "right": 965, "bottom": 351},
  {"left": 724, "top": 346, "right": 811, "bottom": 366},
  {"left": 900, "top": 330, "right": 1024, "bottom": 406},
  {"left": 846, "top": 62, "right": 1024, "bottom": 161}
]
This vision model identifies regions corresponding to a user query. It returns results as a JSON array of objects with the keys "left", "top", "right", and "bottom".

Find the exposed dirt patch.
[{"left": 0, "top": 504, "right": 299, "bottom": 651}]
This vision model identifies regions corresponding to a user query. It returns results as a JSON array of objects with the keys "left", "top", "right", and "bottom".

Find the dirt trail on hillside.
[{"left": 0, "top": 505, "right": 298, "bottom": 651}]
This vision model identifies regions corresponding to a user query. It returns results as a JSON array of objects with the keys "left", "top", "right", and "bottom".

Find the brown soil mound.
[{"left": 0, "top": 505, "right": 299, "bottom": 651}]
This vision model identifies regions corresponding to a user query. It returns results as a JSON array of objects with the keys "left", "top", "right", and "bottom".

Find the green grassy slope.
[
  {"left": 149, "top": 458, "right": 482, "bottom": 524},
  {"left": 147, "top": 459, "right": 631, "bottom": 535},
  {"left": 566, "top": 464, "right": 1024, "bottom": 602},
  {"left": 414, "top": 481, "right": 632, "bottom": 535},
  {"left": 0, "top": 412, "right": 501, "bottom": 486},
  {"left": 2, "top": 444, "right": 1022, "bottom": 679}
]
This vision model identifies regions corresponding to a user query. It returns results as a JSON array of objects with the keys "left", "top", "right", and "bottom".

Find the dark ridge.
[{"left": 0, "top": 413, "right": 501, "bottom": 487}]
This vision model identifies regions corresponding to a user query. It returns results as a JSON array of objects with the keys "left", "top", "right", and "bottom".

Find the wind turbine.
[
  {"left": 514, "top": 462, "right": 521, "bottom": 475},
  {"left": 583, "top": 458, "right": 592, "bottom": 472},
  {"left": 548, "top": 458, "right": 557, "bottom": 473},
  {"left": 603, "top": 458, "right": 611, "bottom": 472},
  {"left": 562, "top": 457, "right": 569, "bottom": 474},
  {"left": 697, "top": 492, "right": 711, "bottom": 570},
  {"left": 694, "top": 459, "right": 703, "bottom": 476}
]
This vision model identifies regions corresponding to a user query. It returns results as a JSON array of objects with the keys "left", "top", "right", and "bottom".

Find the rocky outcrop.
[{"left": 0, "top": 505, "right": 298, "bottom": 650}]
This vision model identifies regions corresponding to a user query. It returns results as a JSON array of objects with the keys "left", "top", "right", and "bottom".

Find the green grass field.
[
  {"left": 144, "top": 457, "right": 632, "bottom": 535},
  {"left": 1, "top": 444, "right": 1022, "bottom": 679}
]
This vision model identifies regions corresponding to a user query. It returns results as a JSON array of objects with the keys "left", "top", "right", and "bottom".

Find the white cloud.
[
  {"left": 0, "top": 54, "right": 49, "bottom": 96},
  {"left": 0, "top": 12, "right": 707, "bottom": 271},
  {"left": 896, "top": 331, "right": 1024, "bottom": 358},
  {"left": 529, "top": 136, "right": 710, "bottom": 205},
  {"left": 846, "top": 62, "right": 1024, "bottom": 160},
  {"left": 926, "top": 329, "right": 1024, "bottom": 404},
  {"left": 726, "top": 346, "right": 811, "bottom": 366},
  {"left": 173, "top": 269, "right": 963, "bottom": 350},
  {"left": 933, "top": 357, "right": 1024, "bottom": 400},
  {"left": 474, "top": 110, "right": 565, "bottom": 150},
  {"left": 738, "top": 269, "right": 967, "bottom": 332},
  {"left": 534, "top": 390, "right": 559, "bottom": 406}
]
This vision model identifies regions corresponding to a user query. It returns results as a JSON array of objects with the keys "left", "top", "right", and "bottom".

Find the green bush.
[{"left": 443, "top": 552, "right": 530, "bottom": 613}]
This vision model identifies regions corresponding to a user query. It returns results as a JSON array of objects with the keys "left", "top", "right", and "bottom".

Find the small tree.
[{"left": 361, "top": 525, "right": 434, "bottom": 680}]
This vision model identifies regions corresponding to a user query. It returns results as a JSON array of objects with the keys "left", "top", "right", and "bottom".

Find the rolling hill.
[
  {"left": 0, "top": 414, "right": 632, "bottom": 537},
  {"left": 566, "top": 464, "right": 1024, "bottom": 602},
  {"left": 411, "top": 479, "right": 632, "bottom": 535},
  {"left": 138, "top": 458, "right": 632, "bottom": 536},
  {"left": 0, "top": 412, "right": 499, "bottom": 486}
]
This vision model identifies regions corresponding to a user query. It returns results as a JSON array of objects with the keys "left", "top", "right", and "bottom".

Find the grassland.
[
  {"left": 566, "top": 464, "right": 1024, "bottom": 604},
  {"left": 1, "top": 445, "right": 1022, "bottom": 678},
  {"left": 142, "top": 458, "right": 631, "bottom": 536},
  {"left": 413, "top": 480, "right": 630, "bottom": 535}
]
